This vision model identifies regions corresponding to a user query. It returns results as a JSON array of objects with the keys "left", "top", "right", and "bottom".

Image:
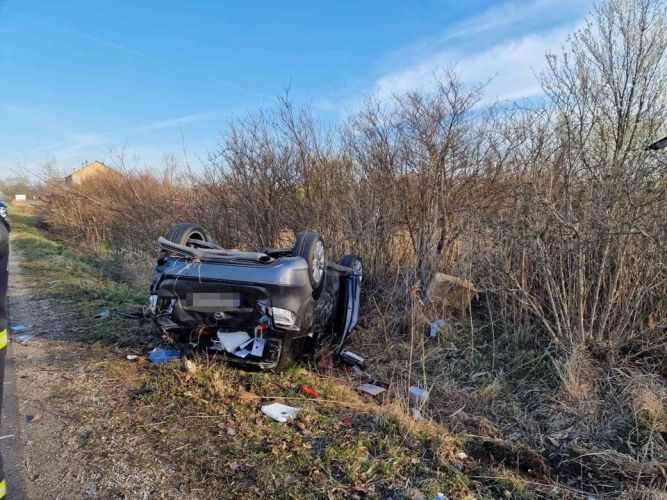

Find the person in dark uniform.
[{"left": 0, "top": 214, "right": 8, "bottom": 498}]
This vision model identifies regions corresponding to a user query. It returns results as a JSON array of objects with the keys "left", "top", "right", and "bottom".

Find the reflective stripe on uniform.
[
  {"left": 0, "top": 329, "right": 6, "bottom": 350},
  {"left": 0, "top": 479, "right": 6, "bottom": 498}
]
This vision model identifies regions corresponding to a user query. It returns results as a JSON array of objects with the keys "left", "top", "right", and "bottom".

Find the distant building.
[
  {"left": 14, "top": 194, "right": 26, "bottom": 201},
  {"left": 65, "top": 161, "right": 115, "bottom": 185}
]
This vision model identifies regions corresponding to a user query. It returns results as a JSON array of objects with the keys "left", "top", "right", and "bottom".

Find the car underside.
[{"left": 149, "top": 223, "right": 362, "bottom": 370}]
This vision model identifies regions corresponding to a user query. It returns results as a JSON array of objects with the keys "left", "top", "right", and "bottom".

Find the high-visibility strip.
[
  {"left": 0, "top": 478, "right": 6, "bottom": 498},
  {"left": 0, "top": 329, "right": 6, "bottom": 350}
]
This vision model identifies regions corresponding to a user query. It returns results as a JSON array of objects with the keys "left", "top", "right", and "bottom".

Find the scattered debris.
[
  {"left": 299, "top": 384, "right": 319, "bottom": 398},
  {"left": 148, "top": 347, "right": 181, "bottom": 364},
  {"left": 228, "top": 461, "right": 241, "bottom": 472},
  {"left": 126, "top": 354, "right": 139, "bottom": 361},
  {"left": 340, "top": 350, "right": 366, "bottom": 368},
  {"left": 455, "top": 451, "right": 468, "bottom": 460},
  {"left": 411, "top": 408, "right": 425, "bottom": 422},
  {"left": 11, "top": 324, "right": 30, "bottom": 333},
  {"left": 16, "top": 334, "right": 36, "bottom": 343},
  {"left": 357, "top": 383, "right": 386, "bottom": 396},
  {"left": 217, "top": 330, "right": 251, "bottom": 353},
  {"left": 351, "top": 365, "right": 367, "bottom": 377},
  {"left": 341, "top": 416, "right": 352, "bottom": 426},
  {"left": 408, "top": 386, "right": 429, "bottom": 405},
  {"left": 26, "top": 414, "right": 41, "bottom": 424},
  {"left": 93, "top": 309, "right": 111, "bottom": 319},
  {"left": 261, "top": 403, "right": 300, "bottom": 423},
  {"left": 434, "top": 494, "right": 448, "bottom": 500},
  {"left": 429, "top": 319, "right": 446, "bottom": 338},
  {"left": 250, "top": 336, "right": 266, "bottom": 357},
  {"left": 0, "top": 435, "right": 15, "bottom": 441}
]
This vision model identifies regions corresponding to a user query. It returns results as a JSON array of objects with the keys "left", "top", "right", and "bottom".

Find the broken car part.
[{"left": 339, "top": 350, "right": 366, "bottom": 369}]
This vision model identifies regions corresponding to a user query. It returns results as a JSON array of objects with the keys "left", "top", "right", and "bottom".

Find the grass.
[
  {"left": 10, "top": 208, "right": 150, "bottom": 344},
  {"left": 12, "top": 202, "right": 663, "bottom": 498},
  {"left": 7, "top": 203, "right": 491, "bottom": 498}
]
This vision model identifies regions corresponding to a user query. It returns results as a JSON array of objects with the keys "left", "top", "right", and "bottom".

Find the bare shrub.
[{"left": 37, "top": 0, "right": 667, "bottom": 492}]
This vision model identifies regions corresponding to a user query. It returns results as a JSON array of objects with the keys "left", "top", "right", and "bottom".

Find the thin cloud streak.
[{"left": 373, "top": 23, "right": 580, "bottom": 104}]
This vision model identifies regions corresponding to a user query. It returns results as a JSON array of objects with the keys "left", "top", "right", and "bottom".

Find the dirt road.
[
  {"left": 0, "top": 236, "right": 155, "bottom": 498},
  {"left": 1, "top": 238, "right": 93, "bottom": 498}
]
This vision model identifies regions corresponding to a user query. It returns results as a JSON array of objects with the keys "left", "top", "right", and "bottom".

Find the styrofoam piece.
[
  {"left": 357, "top": 383, "right": 386, "bottom": 396},
  {"left": 261, "top": 403, "right": 300, "bottom": 423}
]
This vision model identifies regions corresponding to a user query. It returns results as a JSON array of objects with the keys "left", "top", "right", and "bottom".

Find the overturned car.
[{"left": 149, "top": 223, "right": 362, "bottom": 370}]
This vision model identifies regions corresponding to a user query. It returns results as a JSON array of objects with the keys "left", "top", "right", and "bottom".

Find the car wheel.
[
  {"left": 294, "top": 232, "right": 326, "bottom": 296},
  {"left": 340, "top": 255, "right": 363, "bottom": 282},
  {"left": 274, "top": 336, "right": 308, "bottom": 371},
  {"left": 163, "top": 223, "right": 211, "bottom": 247}
]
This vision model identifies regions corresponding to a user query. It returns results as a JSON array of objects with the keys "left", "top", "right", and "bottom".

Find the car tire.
[
  {"left": 163, "top": 223, "right": 211, "bottom": 247},
  {"left": 294, "top": 232, "right": 326, "bottom": 296},
  {"left": 275, "top": 336, "right": 308, "bottom": 371},
  {"left": 340, "top": 255, "right": 363, "bottom": 281}
]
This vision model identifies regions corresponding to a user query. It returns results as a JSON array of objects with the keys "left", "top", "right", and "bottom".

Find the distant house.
[{"left": 65, "top": 161, "right": 115, "bottom": 185}]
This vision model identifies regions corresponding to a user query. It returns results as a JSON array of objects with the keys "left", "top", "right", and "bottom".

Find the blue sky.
[{"left": 0, "top": 0, "right": 595, "bottom": 177}]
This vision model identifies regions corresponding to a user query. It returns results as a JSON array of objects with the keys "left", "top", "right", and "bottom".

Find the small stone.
[
  {"left": 409, "top": 489, "right": 426, "bottom": 500},
  {"left": 29, "top": 473, "right": 39, "bottom": 481}
]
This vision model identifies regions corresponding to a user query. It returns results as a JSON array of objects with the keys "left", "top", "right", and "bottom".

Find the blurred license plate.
[{"left": 187, "top": 292, "right": 242, "bottom": 311}]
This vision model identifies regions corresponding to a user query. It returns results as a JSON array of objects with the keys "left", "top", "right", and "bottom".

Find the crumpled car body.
[{"left": 149, "top": 227, "right": 362, "bottom": 370}]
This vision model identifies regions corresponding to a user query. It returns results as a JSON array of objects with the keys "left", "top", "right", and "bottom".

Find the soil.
[{"left": 1, "top": 236, "right": 166, "bottom": 499}]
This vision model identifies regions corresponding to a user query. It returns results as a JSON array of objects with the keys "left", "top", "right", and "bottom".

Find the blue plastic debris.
[{"left": 148, "top": 347, "right": 181, "bottom": 364}]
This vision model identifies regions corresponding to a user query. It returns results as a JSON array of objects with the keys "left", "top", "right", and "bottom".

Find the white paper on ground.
[
  {"left": 217, "top": 330, "right": 251, "bottom": 353},
  {"left": 357, "top": 383, "right": 386, "bottom": 396},
  {"left": 261, "top": 403, "right": 300, "bottom": 422}
]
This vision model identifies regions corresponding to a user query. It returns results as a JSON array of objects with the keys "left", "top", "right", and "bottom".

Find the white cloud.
[
  {"left": 374, "top": 23, "right": 576, "bottom": 104},
  {"left": 365, "top": 0, "right": 595, "bottom": 106},
  {"left": 442, "top": 0, "right": 588, "bottom": 40},
  {"left": 128, "top": 112, "right": 219, "bottom": 134}
]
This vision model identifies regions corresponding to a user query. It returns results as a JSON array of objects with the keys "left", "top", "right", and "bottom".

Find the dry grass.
[{"left": 25, "top": 1, "right": 667, "bottom": 496}]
